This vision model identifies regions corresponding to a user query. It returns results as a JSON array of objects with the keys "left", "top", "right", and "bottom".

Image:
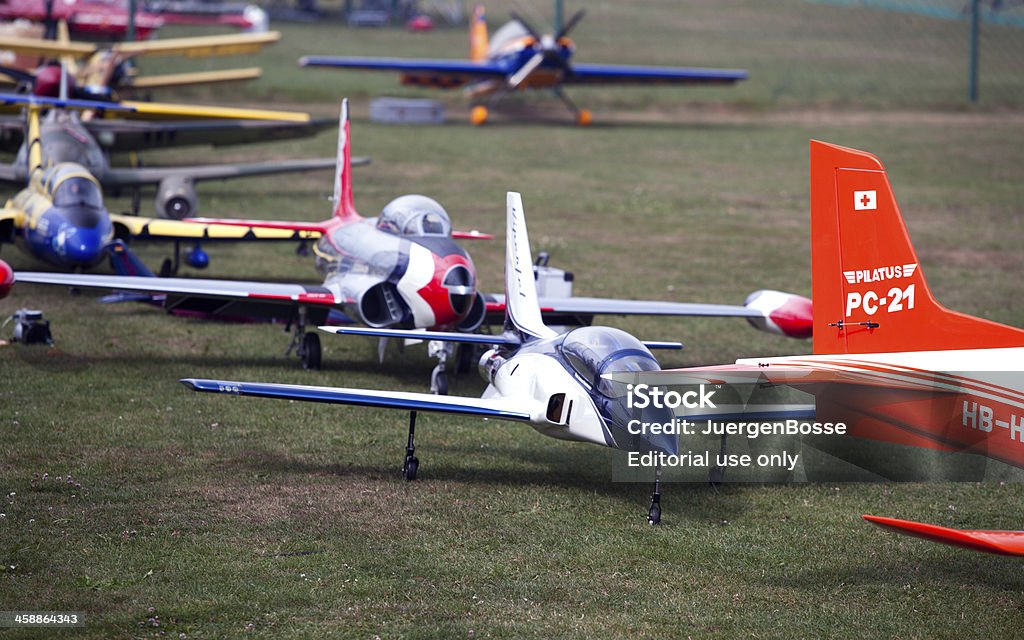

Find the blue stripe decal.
[{"left": 180, "top": 379, "right": 532, "bottom": 421}]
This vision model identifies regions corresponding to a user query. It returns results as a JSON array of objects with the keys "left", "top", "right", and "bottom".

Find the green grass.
[{"left": 1, "top": 2, "right": 1024, "bottom": 637}]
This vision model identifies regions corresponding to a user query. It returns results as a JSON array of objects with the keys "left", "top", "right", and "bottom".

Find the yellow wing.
[
  {"left": 110, "top": 214, "right": 321, "bottom": 242},
  {"left": 111, "top": 101, "right": 313, "bottom": 123},
  {"left": 127, "top": 68, "right": 263, "bottom": 90},
  {"left": 0, "top": 35, "right": 97, "bottom": 60},
  {"left": 111, "top": 32, "right": 281, "bottom": 58}
]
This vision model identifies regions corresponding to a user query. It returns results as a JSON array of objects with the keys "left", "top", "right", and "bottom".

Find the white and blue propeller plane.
[
  {"left": 300, "top": 5, "right": 747, "bottom": 125},
  {"left": 180, "top": 192, "right": 720, "bottom": 525}
]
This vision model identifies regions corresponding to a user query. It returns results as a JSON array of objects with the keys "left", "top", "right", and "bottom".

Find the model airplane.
[
  {"left": 0, "top": 92, "right": 354, "bottom": 225},
  {"left": 145, "top": 0, "right": 268, "bottom": 33},
  {"left": 300, "top": 5, "right": 747, "bottom": 125},
  {"left": 15, "top": 99, "right": 811, "bottom": 389},
  {"left": 14, "top": 99, "right": 493, "bottom": 379},
  {"left": 0, "top": 29, "right": 281, "bottom": 100},
  {"left": 0, "top": 0, "right": 164, "bottom": 40},
  {"left": 182, "top": 191, "right": 687, "bottom": 524},
  {"left": 0, "top": 95, "right": 328, "bottom": 274},
  {"left": 641, "top": 140, "right": 1024, "bottom": 546}
]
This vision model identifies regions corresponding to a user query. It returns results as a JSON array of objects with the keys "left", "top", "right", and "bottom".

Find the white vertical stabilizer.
[{"left": 504, "top": 192, "right": 556, "bottom": 341}]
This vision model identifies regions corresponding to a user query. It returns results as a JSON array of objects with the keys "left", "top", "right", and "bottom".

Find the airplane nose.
[{"left": 57, "top": 226, "right": 106, "bottom": 267}]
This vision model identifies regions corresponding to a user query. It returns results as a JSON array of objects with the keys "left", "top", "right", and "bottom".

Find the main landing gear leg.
[
  {"left": 285, "top": 306, "right": 322, "bottom": 370},
  {"left": 648, "top": 462, "right": 663, "bottom": 525},
  {"left": 553, "top": 87, "right": 592, "bottom": 126},
  {"left": 709, "top": 434, "right": 727, "bottom": 486},
  {"left": 159, "top": 241, "right": 182, "bottom": 277},
  {"left": 428, "top": 340, "right": 452, "bottom": 395},
  {"left": 402, "top": 411, "right": 419, "bottom": 481}
]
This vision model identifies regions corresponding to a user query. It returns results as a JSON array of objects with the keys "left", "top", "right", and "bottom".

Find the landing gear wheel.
[
  {"left": 470, "top": 105, "right": 488, "bottom": 126},
  {"left": 648, "top": 502, "right": 661, "bottom": 525},
  {"left": 575, "top": 108, "right": 593, "bottom": 126},
  {"left": 432, "top": 370, "right": 449, "bottom": 395},
  {"left": 402, "top": 455, "right": 419, "bottom": 481},
  {"left": 300, "top": 332, "right": 322, "bottom": 370}
]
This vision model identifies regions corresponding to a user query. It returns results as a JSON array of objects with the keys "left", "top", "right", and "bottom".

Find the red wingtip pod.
[
  {"left": 862, "top": 515, "right": 1024, "bottom": 556},
  {"left": 809, "top": 140, "right": 1024, "bottom": 355},
  {"left": 332, "top": 99, "right": 360, "bottom": 221},
  {"left": 0, "top": 259, "right": 14, "bottom": 299},
  {"left": 744, "top": 290, "right": 813, "bottom": 339}
]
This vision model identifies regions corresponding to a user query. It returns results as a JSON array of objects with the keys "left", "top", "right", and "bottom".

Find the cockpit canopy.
[
  {"left": 376, "top": 194, "right": 452, "bottom": 238},
  {"left": 48, "top": 171, "right": 106, "bottom": 228},
  {"left": 559, "top": 326, "right": 660, "bottom": 397}
]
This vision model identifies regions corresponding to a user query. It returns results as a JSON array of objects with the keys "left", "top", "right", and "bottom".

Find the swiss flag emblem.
[{"left": 853, "top": 190, "right": 877, "bottom": 211}]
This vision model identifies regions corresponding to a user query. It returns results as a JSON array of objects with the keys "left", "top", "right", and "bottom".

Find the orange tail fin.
[
  {"left": 809, "top": 140, "right": 1024, "bottom": 355},
  {"left": 332, "top": 99, "right": 359, "bottom": 221},
  {"left": 469, "top": 5, "right": 488, "bottom": 62}
]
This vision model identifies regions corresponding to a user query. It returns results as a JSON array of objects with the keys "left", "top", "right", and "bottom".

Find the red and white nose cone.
[
  {"left": 0, "top": 259, "right": 14, "bottom": 299},
  {"left": 415, "top": 250, "right": 476, "bottom": 329}
]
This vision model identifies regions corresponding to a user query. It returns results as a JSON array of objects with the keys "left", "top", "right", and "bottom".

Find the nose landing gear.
[
  {"left": 428, "top": 339, "right": 454, "bottom": 395},
  {"left": 285, "top": 306, "right": 323, "bottom": 370}
]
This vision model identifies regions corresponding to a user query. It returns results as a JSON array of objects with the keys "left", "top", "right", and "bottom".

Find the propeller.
[{"left": 505, "top": 9, "right": 585, "bottom": 90}]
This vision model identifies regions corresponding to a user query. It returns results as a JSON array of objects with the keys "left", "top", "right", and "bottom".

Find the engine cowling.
[
  {"left": 744, "top": 289, "right": 813, "bottom": 339},
  {"left": 478, "top": 348, "right": 505, "bottom": 384},
  {"left": 155, "top": 176, "right": 198, "bottom": 220},
  {"left": 0, "top": 259, "right": 13, "bottom": 299}
]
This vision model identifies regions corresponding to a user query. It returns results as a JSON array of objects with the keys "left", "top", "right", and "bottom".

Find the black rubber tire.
[
  {"left": 648, "top": 504, "right": 662, "bottom": 525},
  {"left": 403, "top": 456, "right": 419, "bottom": 481},
  {"left": 433, "top": 371, "right": 449, "bottom": 396},
  {"left": 301, "top": 332, "right": 322, "bottom": 370}
]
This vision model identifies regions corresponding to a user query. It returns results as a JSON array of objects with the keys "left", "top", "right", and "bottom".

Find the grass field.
[{"left": 1, "top": 2, "right": 1023, "bottom": 637}]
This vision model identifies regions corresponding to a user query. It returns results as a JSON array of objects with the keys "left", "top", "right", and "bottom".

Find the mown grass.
[{"left": 1, "top": 1, "right": 1023, "bottom": 637}]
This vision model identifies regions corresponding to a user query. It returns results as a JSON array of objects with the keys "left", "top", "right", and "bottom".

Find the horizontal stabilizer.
[
  {"left": 181, "top": 378, "right": 533, "bottom": 422},
  {"left": 321, "top": 326, "right": 520, "bottom": 346},
  {"left": 863, "top": 515, "right": 1024, "bottom": 556}
]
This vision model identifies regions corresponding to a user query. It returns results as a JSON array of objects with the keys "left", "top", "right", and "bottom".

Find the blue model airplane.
[{"left": 300, "top": 5, "right": 747, "bottom": 125}]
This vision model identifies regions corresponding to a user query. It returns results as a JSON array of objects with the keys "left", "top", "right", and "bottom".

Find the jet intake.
[
  {"left": 455, "top": 292, "right": 486, "bottom": 332},
  {"left": 357, "top": 282, "right": 406, "bottom": 327},
  {"left": 155, "top": 176, "right": 199, "bottom": 220}
]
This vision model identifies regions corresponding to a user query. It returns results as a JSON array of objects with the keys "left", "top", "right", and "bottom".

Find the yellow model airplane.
[
  {"left": 0, "top": 29, "right": 281, "bottom": 99},
  {"left": 0, "top": 95, "right": 322, "bottom": 275}
]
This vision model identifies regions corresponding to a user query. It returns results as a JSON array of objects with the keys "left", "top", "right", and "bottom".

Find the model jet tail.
[
  {"left": 504, "top": 192, "right": 556, "bottom": 342},
  {"left": 861, "top": 515, "right": 1024, "bottom": 556},
  {"left": 810, "top": 140, "right": 1024, "bottom": 355},
  {"left": 332, "top": 98, "right": 359, "bottom": 221}
]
